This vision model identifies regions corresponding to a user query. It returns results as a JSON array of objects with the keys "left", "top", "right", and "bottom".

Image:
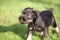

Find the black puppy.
[{"left": 19, "top": 7, "right": 59, "bottom": 40}]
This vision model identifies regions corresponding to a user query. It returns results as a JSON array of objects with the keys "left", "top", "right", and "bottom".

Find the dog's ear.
[{"left": 32, "top": 9, "right": 40, "bottom": 18}]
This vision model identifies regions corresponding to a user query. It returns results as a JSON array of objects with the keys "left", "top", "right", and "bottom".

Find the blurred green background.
[{"left": 0, "top": 0, "right": 60, "bottom": 40}]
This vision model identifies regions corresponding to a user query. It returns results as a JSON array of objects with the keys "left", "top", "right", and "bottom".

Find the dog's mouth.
[
  {"left": 19, "top": 17, "right": 27, "bottom": 24},
  {"left": 19, "top": 17, "right": 32, "bottom": 24},
  {"left": 19, "top": 16, "right": 33, "bottom": 24},
  {"left": 19, "top": 20, "right": 27, "bottom": 24},
  {"left": 19, "top": 19, "right": 33, "bottom": 24}
]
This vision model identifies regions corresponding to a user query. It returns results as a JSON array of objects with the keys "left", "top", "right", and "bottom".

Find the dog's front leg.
[{"left": 27, "top": 27, "right": 33, "bottom": 40}]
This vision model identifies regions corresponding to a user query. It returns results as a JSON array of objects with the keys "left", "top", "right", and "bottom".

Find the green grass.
[{"left": 0, "top": 0, "right": 60, "bottom": 40}]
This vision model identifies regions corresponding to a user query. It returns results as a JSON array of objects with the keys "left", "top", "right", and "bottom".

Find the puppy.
[{"left": 19, "top": 7, "right": 60, "bottom": 40}]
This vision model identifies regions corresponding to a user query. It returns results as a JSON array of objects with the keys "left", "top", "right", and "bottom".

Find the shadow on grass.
[
  {"left": 0, "top": 23, "right": 59, "bottom": 40},
  {"left": 0, "top": 23, "right": 45, "bottom": 40},
  {"left": 0, "top": 23, "right": 28, "bottom": 40}
]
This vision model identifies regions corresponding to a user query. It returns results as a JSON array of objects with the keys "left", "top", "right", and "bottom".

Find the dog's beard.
[
  {"left": 19, "top": 19, "right": 33, "bottom": 24},
  {"left": 27, "top": 19, "right": 33, "bottom": 23}
]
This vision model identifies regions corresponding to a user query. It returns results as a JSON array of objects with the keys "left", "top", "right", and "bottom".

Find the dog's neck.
[{"left": 28, "top": 11, "right": 40, "bottom": 25}]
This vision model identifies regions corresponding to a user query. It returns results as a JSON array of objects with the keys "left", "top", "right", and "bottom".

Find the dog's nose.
[{"left": 19, "top": 16, "right": 26, "bottom": 21}]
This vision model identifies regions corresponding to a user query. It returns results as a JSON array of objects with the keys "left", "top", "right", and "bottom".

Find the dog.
[{"left": 19, "top": 7, "right": 60, "bottom": 40}]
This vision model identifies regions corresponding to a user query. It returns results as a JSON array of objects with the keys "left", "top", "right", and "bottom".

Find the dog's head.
[{"left": 19, "top": 7, "right": 39, "bottom": 24}]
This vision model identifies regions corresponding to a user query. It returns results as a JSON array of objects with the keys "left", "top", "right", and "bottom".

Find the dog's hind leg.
[{"left": 52, "top": 17, "right": 60, "bottom": 33}]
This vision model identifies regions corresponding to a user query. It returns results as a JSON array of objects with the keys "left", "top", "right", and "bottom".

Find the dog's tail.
[
  {"left": 49, "top": 8, "right": 53, "bottom": 12},
  {"left": 52, "top": 17, "right": 57, "bottom": 27}
]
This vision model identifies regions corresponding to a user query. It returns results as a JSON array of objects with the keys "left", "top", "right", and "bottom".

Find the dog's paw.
[
  {"left": 27, "top": 38, "right": 32, "bottom": 40},
  {"left": 55, "top": 27, "right": 60, "bottom": 34}
]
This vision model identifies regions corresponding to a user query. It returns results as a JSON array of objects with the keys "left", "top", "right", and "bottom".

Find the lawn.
[{"left": 0, "top": 0, "right": 60, "bottom": 40}]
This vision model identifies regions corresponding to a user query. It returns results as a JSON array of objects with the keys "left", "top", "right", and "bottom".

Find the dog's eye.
[
  {"left": 32, "top": 15, "right": 35, "bottom": 17},
  {"left": 32, "top": 14, "right": 36, "bottom": 18},
  {"left": 27, "top": 14, "right": 29, "bottom": 16}
]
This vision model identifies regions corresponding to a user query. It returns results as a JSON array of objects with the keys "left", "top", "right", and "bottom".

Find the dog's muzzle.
[
  {"left": 19, "top": 16, "right": 27, "bottom": 24},
  {"left": 19, "top": 16, "right": 33, "bottom": 24}
]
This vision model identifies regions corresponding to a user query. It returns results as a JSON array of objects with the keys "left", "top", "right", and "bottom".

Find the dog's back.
[{"left": 39, "top": 8, "right": 55, "bottom": 26}]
